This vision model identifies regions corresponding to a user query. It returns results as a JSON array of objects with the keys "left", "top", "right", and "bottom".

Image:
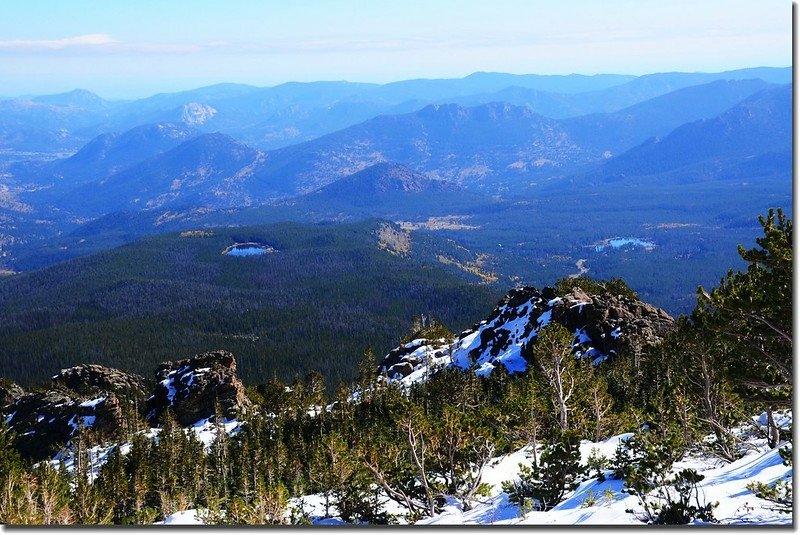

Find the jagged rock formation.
[
  {"left": 1, "top": 365, "right": 142, "bottom": 461},
  {"left": 3, "top": 390, "right": 127, "bottom": 460},
  {"left": 146, "top": 350, "right": 252, "bottom": 426},
  {"left": 546, "top": 287, "right": 674, "bottom": 360},
  {"left": 0, "top": 379, "right": 25, "bottom": 408},
  {"left": 52, "top": 364, "right": 148, "bottom": 401},
  {"left": 1, "top": 350, "right": 253, "bottom": 459},
  {"left": 378, "top": 338, "right": 452, "bottom": 384},
  {"left": 379, "top": 285, "right": 675, "bottom": 382}
]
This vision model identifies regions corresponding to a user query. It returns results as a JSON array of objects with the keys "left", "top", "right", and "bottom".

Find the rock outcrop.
[
  {"left": 52, "top": 364, "right": 148, "bottom": 401},
  {"left": 1, "top": 350, "right": 253, "bottom": 459},
  {"left": 0, "top": 379, "right": 25, "bottom": 409},
  {"left": 378, "top": 338, "right": 452, "bottom": 385},
  {"left": 4, "top": 389, "right": 127, "bottom": 460},
  {"left": 379, "top": 285, "right": 675, "bottom": 382},
  {"left": 146, "top": 350, "right": 252, "bottom": 427},
  {"left": 547, "top": 287, "right": 674, "bottom": 360}
]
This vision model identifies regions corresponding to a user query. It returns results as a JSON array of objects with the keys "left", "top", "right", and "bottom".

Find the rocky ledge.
[
  {"left": 3, "top": 390, "right": 128, "bottom": 460},
  {"left": 2, "top": 350, "right": 253, "bottom": 460},
  {"left": 52, "top": 363, "right": 148, "bottom": 401},
  {"left": 146, "top": 350, "right": 252, "bottom": 427},
  {"left": 378, "top": 285, "right": 675, "bottom": 382}
]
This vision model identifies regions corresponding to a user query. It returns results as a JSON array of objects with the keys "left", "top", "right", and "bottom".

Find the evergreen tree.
[
  {"left": 697, "top": 209, "right": 792, "bottom": 447},
  {"left": 93, "top": 446, "right": 129, "bottom": 523},
  {"left": 503, "top": 432, "right": 584, "bottom": 512}
]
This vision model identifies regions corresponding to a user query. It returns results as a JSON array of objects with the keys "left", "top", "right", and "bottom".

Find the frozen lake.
[{"left": 594, "top": 237, "right": 655, "bottom": 252}]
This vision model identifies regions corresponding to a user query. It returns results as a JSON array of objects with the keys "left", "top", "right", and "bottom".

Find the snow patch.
[
  {"left": 79, "top": 396, "right": 106, "bottom": 408},
  {"left": 161, "top": 376, "right": 177, "bottom": 403},
  {"left": 156, "top": 509, "right": 204, "bottom": 525}
]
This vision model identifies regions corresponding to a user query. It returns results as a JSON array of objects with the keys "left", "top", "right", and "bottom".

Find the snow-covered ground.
[
  {"left": 48, "top": 412, "right": 792, "bottom": 526},
  {"left": 47, "top": 417, "right": 241, "bottom": 482},
  {"left": 291, "top": 415, "right": 792, "bottom": 527},
  {"left": 419, "top": 435, "right": 791, "bottom": 525},
  {"left": 156, "top": 509, "right": 204, "bottom": 525}
]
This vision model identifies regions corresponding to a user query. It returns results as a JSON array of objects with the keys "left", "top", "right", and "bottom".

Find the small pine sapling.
[{"left": 503, "top": 433, "right": 584, "bottom": 512}]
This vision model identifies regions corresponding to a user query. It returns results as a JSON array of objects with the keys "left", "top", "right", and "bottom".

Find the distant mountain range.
[
  {"left": 313, "top": 162, "right": 458, "bottom": 199},
  {"left": 591, "top": 84, "right": 791, "bottom": 182},
  {"left": 1, "top": 75, "right": 789, "bottom": 253},
  {"left": 24, "top": 123, "right": 199, "bottom": 198},
  {"left": 0, "top": 67, "right": 789, "bottom": 154},
  {"left": 58, "top": 132, "right": 263, "bottom": 216},
  {"left": 47, "top": 76, "right": 781, "bottom": 207}
]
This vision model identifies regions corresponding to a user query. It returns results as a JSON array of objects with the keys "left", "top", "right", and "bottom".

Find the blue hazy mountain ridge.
[
  {"left": 0, "top": 67, "right": 789, "bottom": 154},
  {"left": 563, "top": 66, "right": 791, "bottom": 114},
  {"left": 30, "top": 88, "right": 112, "bottom": 111},
  {"left": 304, "top": 162, "right": 465, "bottom": 209},
  {"left": 232, "top": 78, "right": 789, "bottom": 196},
  {"left": 8, "top": 76, "right": 787, "bottom": 273},
  {"left": 0, "top": 91, "right": 114, "bottom": 153},
  {"left": 84, "top": 66, "right": 796, "bottom": 150},
  {"left": 24, "top": 123, "right": 200, "bottom": 196},
  {"left": 353, "top": 72, "right": 636, "bottom": 104},
  {"left": 26, "top": 76, "right": 791, "bottom": 220},
  {"left": 445, "top": 68, "right": 788, "bottom": 119},
  {"left": 2, "top": 161, "right": 496, "bottom": 271},
  {"left": 590, "top": 84, "right": 792, "bottom": 181},
  {"left": 561, "top": 78, "right": 774, "bottom": 154},
  {"left": 58, "top": 132, "right": 262, "bottom": 216},
  {"left": 251, "top": 102, "right": 590, "bottom": 196},
  {"left": 110, "top": 81, "right": 380, "bottom": 130},
  {"left": 313, "top": 162, "right": 459, "bottom": 197},
  {"left": 0, "top": 68, "right": 791, "bottom": 288}
]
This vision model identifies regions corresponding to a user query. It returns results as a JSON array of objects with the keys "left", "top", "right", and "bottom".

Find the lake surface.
[
  {"left": 595, "top": 237, "right": 655, "bottom": 252},
  {"left": 223, "top": 243, "right": 275, "bottom": 256}
]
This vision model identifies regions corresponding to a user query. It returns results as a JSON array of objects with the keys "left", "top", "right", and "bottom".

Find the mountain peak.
[
  {"left": 53, "top": 122, "right": 199, "bottom": 182},
  {"left": 32, "top": 88, "right": 107, "bottom": 109},
  {"left": 315, "top": 161, "right": 458, "bottom": 199}
]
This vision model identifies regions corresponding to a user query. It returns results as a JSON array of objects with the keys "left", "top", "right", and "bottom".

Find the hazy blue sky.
[{"left": 0, "top": 0, "right": 791, "bottom": 99}]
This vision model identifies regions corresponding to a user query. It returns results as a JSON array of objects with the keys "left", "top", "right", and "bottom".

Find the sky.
[{"left": 0, "top": 0, "right": 792, "bottom": 99}]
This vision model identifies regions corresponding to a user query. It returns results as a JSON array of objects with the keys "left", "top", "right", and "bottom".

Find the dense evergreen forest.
[
  {"left": 0, "top": 209, "right": 791, "bottom": 525},
  {"left": 0, "top": 220, "right": 501, "bottom": 388}
]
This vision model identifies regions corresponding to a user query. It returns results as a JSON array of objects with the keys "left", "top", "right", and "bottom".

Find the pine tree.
[
  {"left": 93, "top": 446, "right": 129, "bottom": 523},
  {"left": 208, "top": 402, "right": 230, "bottom": 506},
  {"left": 697, "top": 209, "right": 792, "bottom": 447},
  {"left": 666, "top": 318, "right": 745, "bottom": 461},
  {"left": 503, "top": 432, "right": 584, "bottom": 512}
]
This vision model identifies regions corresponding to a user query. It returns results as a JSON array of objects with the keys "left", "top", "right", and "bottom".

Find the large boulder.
[
  {"left": 146, "top": 350, "right": 252, "bottom": 427},
  {"left": 549, "top": 287, "right": 675, "bottom": 360}
]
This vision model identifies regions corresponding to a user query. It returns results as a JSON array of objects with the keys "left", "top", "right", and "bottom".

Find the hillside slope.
[
  {"left": 593, "top": 84, "right": 791, "bottom": 181},
  {"left": 0, "top": 220, "right": 501, "bottom": 387}
]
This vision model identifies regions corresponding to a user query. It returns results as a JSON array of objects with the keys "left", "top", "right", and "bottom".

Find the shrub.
[{"left": 503, "top": 433, "right": 584, "bottom": 512}]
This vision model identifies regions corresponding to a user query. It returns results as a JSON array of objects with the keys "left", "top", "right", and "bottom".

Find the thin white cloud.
[
  {"left": 0, "top": 34, "right": 219, "bottom": 54},
  {"left": 0, "top": 34, "right": 118, "bottom": 51}
]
